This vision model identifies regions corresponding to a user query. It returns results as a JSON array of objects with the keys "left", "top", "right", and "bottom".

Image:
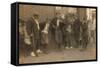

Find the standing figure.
[
  {"left": 19, "top": 19, "right": 25, "bottom": 56},
  {"left": 64, "top": 14, "right": 74, "bottom": 49},
  {"left": 88, "top": 13, "right": 96, "bottom": 45},
  {"left": 73, "top": 17, "right": 82, "bottom": 48},
  {"left": 81, "top": 18, "right": 88, "bottom": 50},
  {"left": 26, "top": 13, "right": 43, "bottom": 57},
  {"left": 41, "top": 18, "right": 50, "bottom": 53},
  {"left": 51, "top": 13, "right": 63, "bottom": 50},
  {"left": 19, "top": 19, "right": 27, "bottom": 63},
  {"left": 60, "top": 14, "right": 67, "bottom": 49}
]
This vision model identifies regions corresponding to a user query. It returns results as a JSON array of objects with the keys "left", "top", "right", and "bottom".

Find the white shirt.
[
  {"left": 34, "top": 19, "right": 40, "bottom": 30},
  {"left": 42, "top": 23, "right": 49, "bottom": 34},
  {"left": 57, "top": 19, "right": 60, "bottom": 27},
  {"left": 67, "top": 25, "right": 72, "bottom": 33},
  {"left": 32, "top": 17, "right": 40, "bottom": 30}
]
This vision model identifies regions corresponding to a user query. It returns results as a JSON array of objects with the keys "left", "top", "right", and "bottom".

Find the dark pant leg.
[
  {"left": 63, "top": 33, "right": 67, "bottom": 48},
  {"left": 41, "top": 43, "right": 48, "bottom": 53},
  {"left": 30, "top": 37, "right": 38, "bottom": 56},
  {"left": 35, "top": 39, "right": 39, "bottom": 50},
  {"left": 74, "top": 34, "right": 80, "bottom": 48},
  {"left": 36, "top": 38, "right": 45, "bottom": 52},
  {"left": 57, "top": 30, "right": 63, "bottom": 50},
  {"left": 82, "top": 36, "right": 88, "bottom": 49},
  {"left": 65, "top": 33, "right": 71, "bottom": 48}
]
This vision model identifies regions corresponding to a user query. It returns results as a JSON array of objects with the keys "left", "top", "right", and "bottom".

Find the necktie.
[
  {"left": 35, "top": 19, "right": 40, "bottom": 30},
  {"left": 57, "top": 19, "right": 60, "bottom": 27}
]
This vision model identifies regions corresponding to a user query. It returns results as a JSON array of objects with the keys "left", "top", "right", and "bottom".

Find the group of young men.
[{"left": 19, "top": 12, "right": 89, "bottom": 57}]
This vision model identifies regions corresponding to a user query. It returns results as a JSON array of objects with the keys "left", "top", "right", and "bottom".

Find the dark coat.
[
  {"left": 26, "top": 17, "right": 41, "bottom": 40},
  {"left": 50, "top": 18, "right": 64, "bottom": 44},
  {"left": 62, "top": 18, "right": 74, "bottom": 46},
  {"left": 81, "top": 22, "right": 88, "bottom": 41},
  {"left": 73, "top": 19, "right": 82, "bottom": 39},
  {"left": 19, "top": 33, "right": 25, "bottom": 48},
  {"left": 40, "top": 22, "right": 45, "bottom": 31},
  {"left": 62, "top": 18, "right": 71, "bottom": 35}
]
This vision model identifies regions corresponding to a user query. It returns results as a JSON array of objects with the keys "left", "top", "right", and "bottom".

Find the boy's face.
[{"left": 56, "top": 13, "right": 61, "bottom": 19}]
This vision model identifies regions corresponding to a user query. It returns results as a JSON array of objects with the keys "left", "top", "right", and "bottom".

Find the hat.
[{"left": 33, "top": 12, "right": 39, "bottom": 17}]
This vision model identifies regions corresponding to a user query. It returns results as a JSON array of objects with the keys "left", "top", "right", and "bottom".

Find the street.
[{"left": 19, "top": 43, "right": 96, "bottom": 64}]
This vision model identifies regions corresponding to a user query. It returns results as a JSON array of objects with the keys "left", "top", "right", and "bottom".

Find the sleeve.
[{"left": 26, "top": 20, "right": 33, "bottom": 36}]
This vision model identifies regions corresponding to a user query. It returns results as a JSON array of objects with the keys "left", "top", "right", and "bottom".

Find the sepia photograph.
[{"left": 11, "top": 2, "right": 97, "bottom": 65}]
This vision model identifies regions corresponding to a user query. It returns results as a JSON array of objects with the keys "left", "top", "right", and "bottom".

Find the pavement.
[
  {"left": 19, "top": 44, "right": 96, "bottom": 64},
  {"left": 19, "top": 34, "right": 96, "bottom": 64}
]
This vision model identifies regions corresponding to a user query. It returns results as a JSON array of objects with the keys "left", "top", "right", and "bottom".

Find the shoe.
[
  {"left": 65, "top": 46, "right": 69, "bottom": 49},
  {"left": 31, "top": 52, "right": 36, "bottom": 57},
  {"left": 70, "top": 46, "right": 73, "bottom": 48},
  {"left": 36, "top": 49, "right": 43, "bottom": 53}
]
